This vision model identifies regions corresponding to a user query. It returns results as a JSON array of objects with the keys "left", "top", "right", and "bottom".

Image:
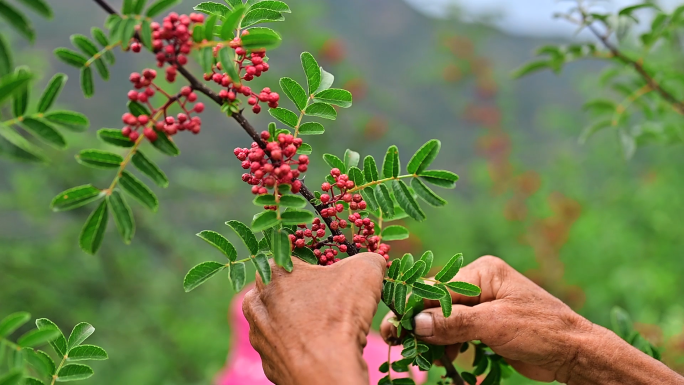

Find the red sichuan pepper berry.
[
  {"left": 234, "top": 132, "right": 308, "bottom": 196},
  {"left": 120, "top": 68, "right": 205, "bottom": 142}
]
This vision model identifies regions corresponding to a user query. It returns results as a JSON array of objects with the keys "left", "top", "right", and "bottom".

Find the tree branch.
[
  {"left": 584, "top": 17, "right": 684, "bottom": 115},
  {"left": 91, "top": 0, "right": 358, "bottom": 256}
]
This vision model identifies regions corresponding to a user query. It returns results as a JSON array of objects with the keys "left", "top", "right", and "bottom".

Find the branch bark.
[
  {"left": 92, "top": 0, "right": 358, "bottom": 255},
  {"left": 585, "top": 18, "right": 684, "bottom": 115}
]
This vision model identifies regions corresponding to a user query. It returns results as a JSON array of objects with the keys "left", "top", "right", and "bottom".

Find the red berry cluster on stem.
[
  {"left": 203, "top": 31, "right": 278, "bottom": 114},
  {"left": 284, "top": 169, "right": 391, "bottom": 266},
  {"left": 235, "top": 132, "right": 308, "bottom": 195},
  {"left": 121, "top": 69, "right": 204, "bottom": 142}
]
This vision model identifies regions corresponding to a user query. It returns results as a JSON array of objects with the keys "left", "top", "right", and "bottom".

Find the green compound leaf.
[
  {"left": 323, "top": 153, "right": 346, "bottom": 173},
  {"left": 241, "top": 8, "right": 284, "bottom": 28},
  {"left": 80, "top": 67, "right": 94, "bottom": 98},
  {"left": 76, "top": 149, "right": 123, "bottom": 169},
  {"left": 382, "top": 145, "right": 399, "bottom": 179},
  {"left": 203, "top": 14, "right": 217, "bottom": 41},
  {"left": 183, "top": 261, "right": 226, "bottom": 292},
  {"left": 107, "top": 190, "right": 135, "bottom": 244},
  {"left": 35, "top": 319, "right": 66, "bottom": 357},
  {"left": 56, "top": 364, "right": 94, "bottom": 382},
  {"left": 381, "top": 225, "right": 409, "bottom": 241},
  {"left": 348, "top": 166, "right": 365, "bottom": 187},
  {"left": 67, "top": 345, "right": 108, "bottom": 361},
  {"left": 252, "top": 252, "right": 272, "bottom": 284},
  {"left": 140, "top": 20, "right": 153, "bottom": 50},
  {"left": 375, "top": 184, "right": 394, "bottom": 218},
  {"left": 44, "top": 110, "right": 89, "bottom": 132},
  {"left": 300, "top": 52, "right": 321, "bottom": 94},
  {"left": 18, "top": 0, "right": 53, "bottom": 18},
  {"left": 400, "top": 253, "right": 414, "bottom": 274},
  {"left": 445, "top": 281, "right": 481, "bottom": 297},
  {"left": 0, "top": 2, "right": 35, "bottom": 41},
  {"left": 196, "top": 230, "right": 237, "bottom": 261},
  {"left": 37, "top": 73, "right": 67, "bottom": 113},
  {"left": 382, "top": 280, "right": 395, "bottom": 307},
  {"left": 250, "top": 1, "right": 291, "bottom": 13},
  {"left": 221, "top": 5, "right": 245, "bottom": 39},
  {"left": 133, "top": 0, "right": 148, "bottom": 14},
  {"left": 313, "top": 88, "right": 352, "bottom": 108},
  {"left": 54, "top": 48, "right": 87, "bottom": 68},
  {"left": 226, "top": 220, "right": 259, "bottom": 255},
  {"left": 402, "top": 260, "right": 425, "bottom": 285},
  {"left": 292, "top": 246, "right": 317, "bottom": 264},
  {"left": 316, "top": 67, "right": 334, "bottom": 93},
  {"left": 407, "top": 139, "right": 440, "bottom": 174},
  {"left": 297, "top": 143, "right": 312, "bottom": 155},
  {"left": 393, "top": 180, "right": 426, "bottom": 222},
  {"left": 411, "top": 282, "right": 446, "bottom": 300},
  {"left": 272, "top": 229, "right": 293, "bottom": 272},
  {"left": 0, "top": 70, "right": 32, "bottom": 106},
  {"left": 194, "top": 2, "right": 230, "bottom": 17},
  {"left": 252, "top": 210, "right": 279, "bottom": 232},
  {"left": 511, "top": 59, "right": 550, "bottom": 79},
  {"left": 50, "top": 185, "right": 103, "bottom": 212},
  {"left": 230, "top": 262, "right": 247, "bottom": 291},
  {"left": 269, "top": 107, "right": 298, "bottom": 128},
  {"left": 435, "top": 253, "right": 464, "bottom": 282},
  {"left": 344, "top": 149, "right": 360, "bottom": 170},
  {"left": 279, "top": 195, "right": 307, "bottom": 208},
  {"left": 304, "top": 102, "right": 336, "bottom": 120},
  {"left": 279, "top": 77, "right": 307, "bottom": 111},
  {"left": 24, "top": 348, "right": 55, "bottom": 377},
  {"left": 363, "top": 155, "right": 379, "bottom": 182},
  {"left": 388, "top": 259, "right": 400, "bottom": 280},
  {"left": 241, "top": 27, "right": 282, "bottom": 50},
  {"left": 394, "top": 283, "right": 407, "bottom": 314},
  {"left": 79, "top": 200, "right": 108, "bottom": 254},
  {"left": 411, "top": 178, "right": 447, "bottom": 207},
  {"left": 17, "top": 328, "right": 61, "bottom": 348},
  {"left": 298, "top": 122, "right": 324, "bottom": 135},
  {"left": 132, "top": 151, "right": 169, "bottom": 187},
  {"left": 281, "top": 209, "right": 314, "bottom": 225},
  {"left": 67, "top": 322, "right": 94, "bottom": 350},
  {"left": 20, "top": 117, "right": 65, "bottom": 149},
  {"left": 98, "top": 129, "right": 135, "bottom": 148},
  {"left": 436, "top": 285, "right": 452, "bottom": 317},
  {"left": 119, "top": 17, "right": 137, "bottom": 50},
  {"left": 119, "top": 170, "right": 158, "bottom": 211},
  {"left": 0, "top": 34, "right": 12, "bottom": 77},
  {"left": 11, "top": 68, "right": 29, "bottom": 118},
  {"left": 418, "top": 170, "right": 459, "bottom": 189},
  {"left": 150, "top": 128, "right": 180, "bottom": 156},
  {"left": 0, "top": 312, "right": 30, "bottom": 337},
  {"left": 418, "top": 250, "right": 433, "bottom": 276}
]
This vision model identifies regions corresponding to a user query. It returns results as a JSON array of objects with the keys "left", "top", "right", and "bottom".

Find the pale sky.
[{"left": 403, "top": 0, "right": 682, "bottom": 37}]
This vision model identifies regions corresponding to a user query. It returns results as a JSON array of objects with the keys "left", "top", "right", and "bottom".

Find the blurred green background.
[{"left": 1, "top": 0, "right": 684, "bottom": 384}]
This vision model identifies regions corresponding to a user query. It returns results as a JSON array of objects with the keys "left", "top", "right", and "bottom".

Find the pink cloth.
[{"left": 215, "top": 288, "right": 427, "bottom": 384}]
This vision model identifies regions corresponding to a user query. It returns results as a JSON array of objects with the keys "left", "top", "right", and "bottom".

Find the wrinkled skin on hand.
[
  {"left": 242, "top": 253, "right": 386, "bottom": 385},
  {"left": 381, "top": 255, "right": 593, "bottom": 383}
]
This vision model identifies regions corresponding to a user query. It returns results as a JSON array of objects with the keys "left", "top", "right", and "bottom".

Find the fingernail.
[{"left": 414, "top": 313, "right": 434, "bottom": 337}]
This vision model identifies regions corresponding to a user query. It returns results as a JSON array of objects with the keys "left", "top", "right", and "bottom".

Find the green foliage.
[
  {"left": 0, "top": 313, "right": 106, "bottom": 383},
  {"left": 517, "top": 1, "right": 684, "bottom": 158}
]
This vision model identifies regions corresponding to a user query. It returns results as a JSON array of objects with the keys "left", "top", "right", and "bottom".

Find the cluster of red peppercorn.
[
  {"left": 130, "top": 12, "right": 205, "bottom": 82},
  {"left": 235, "top": 131, "right": 308, "bottom": 195},
  {"left": 289, "top": 219, "right": 344, "bottom": 266},
  {"left": 282, "top": 169, "right": 389, "bottom": 266},
  {"left": 203, "top": 32, "right": 279, "bottom": 114},
  {"left": 121, "top": 69, "right": 204, "bottom": 142}
]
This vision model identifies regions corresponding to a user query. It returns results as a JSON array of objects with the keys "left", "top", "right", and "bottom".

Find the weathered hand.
[
  {"left": 381, "top": 255, "right": 684, "bottom": 384},
  {"left": 242, "top": 253, "right": 386, "bottom": 385}
]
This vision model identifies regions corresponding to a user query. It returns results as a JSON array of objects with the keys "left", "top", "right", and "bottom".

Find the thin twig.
[
  {"left": 91, "top": 0, "right": 359, "bottom": 255},
  {"left": 583, "top": 15, "right": 684, "bottom": 115}
]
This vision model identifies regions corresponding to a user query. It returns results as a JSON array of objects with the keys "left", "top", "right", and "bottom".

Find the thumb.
[{"left": 411, "top": 303, "right": 495, "bottom": 345}]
